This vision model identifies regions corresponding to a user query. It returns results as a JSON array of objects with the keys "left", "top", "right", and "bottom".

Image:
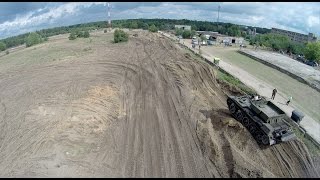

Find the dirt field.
[{"left": 0, "top": 30, "right": 318, "bottom": 177}]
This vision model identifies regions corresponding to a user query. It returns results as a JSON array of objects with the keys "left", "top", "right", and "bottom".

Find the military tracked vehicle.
[{"left": 227, "top": 95, "right": 296, "bottom": 146}]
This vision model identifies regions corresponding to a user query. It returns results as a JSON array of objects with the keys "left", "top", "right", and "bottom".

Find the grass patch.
[
  {"left": 216, "top": 70, "right": 256, "bottom": 95},
  {"left": 292, "top": 127, "right": 320, "bottom": 157}
]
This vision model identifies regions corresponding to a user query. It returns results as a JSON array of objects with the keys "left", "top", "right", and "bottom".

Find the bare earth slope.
[{"left": 0, "top": 30, "right": 318, "bottom": 177}]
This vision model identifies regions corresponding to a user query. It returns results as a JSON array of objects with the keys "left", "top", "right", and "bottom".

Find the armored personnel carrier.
[{"left": 227, "top": 95, "right": 296, "bottom": 146}]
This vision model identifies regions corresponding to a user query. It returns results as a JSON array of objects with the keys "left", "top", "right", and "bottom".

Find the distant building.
[
  {"left": 271, "top": 28, "right": 317, "bottom": 44},
  {"left": 174, "top": 25, "right": 191, "bottom": 31},
  {"left": 196, "top": 31, "right": 244, "bottom": 44}
]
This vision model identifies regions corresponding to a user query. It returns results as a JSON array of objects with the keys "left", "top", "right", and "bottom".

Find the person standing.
[
  {"left": 271, "top": 88, "right": 277, "bottom": 100},
  {"left": 286, "top": 96, "right": 292, "bottom": 105}
]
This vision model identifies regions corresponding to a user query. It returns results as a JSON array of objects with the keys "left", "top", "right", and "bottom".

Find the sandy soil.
[{"left": 0, "top": 30, "right": 318, "bottom": 177}]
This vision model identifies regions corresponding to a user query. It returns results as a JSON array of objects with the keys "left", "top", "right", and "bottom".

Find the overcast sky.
[{"left": 0, "top": 2, "right": 319, "bottom": 39}]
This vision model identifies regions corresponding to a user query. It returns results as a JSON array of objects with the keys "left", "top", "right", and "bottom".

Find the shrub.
[
  {"left": 76, "top": 31, "right": 84, "bottom": 38},
  {"left": 69, "top": 32, "right": 77, "bottom": 40},
  {"left": 25, "top": 32, "right": 43, "bottom": 47},
  {"left": 0, "top": 42, "right": 6, "bottom": 51},
  {"left": 5, "top": 50, "right": 9, "bottom": 55},
  {"left": 148, "top": 24, "right": 158, "bottom": 33},
  {"left": 114, "top": 29, "right": 128, "bottom": 43},
  {"left": 83, "top": 31, "right": 90, "bottom": 38},
  {"left": 304, "top": 42, "right": 320, "bottom": 62},
  {"left": 182, "top": 30, "right": 191, "bottom": 39}
]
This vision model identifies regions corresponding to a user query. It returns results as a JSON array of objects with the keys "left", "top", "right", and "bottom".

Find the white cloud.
[
  {"left": 0, "top": 2, "right": 319, "bottom": 39},
  {"left": 0, "top": 2, "right": 106, "bottom": 34}
]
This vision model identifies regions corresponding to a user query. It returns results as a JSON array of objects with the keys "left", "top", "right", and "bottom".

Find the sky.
[{"left": 0, "top": 2, "right": 319, "bottom": 39}]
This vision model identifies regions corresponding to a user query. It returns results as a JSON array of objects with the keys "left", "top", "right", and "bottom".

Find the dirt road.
[{"left": 0, "top": 30, "right": 318, "bottom": 177}]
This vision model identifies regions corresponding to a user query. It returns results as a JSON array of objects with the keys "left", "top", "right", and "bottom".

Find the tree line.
[
  {"left": 0, "top": 18, "right": 318, "bottom": 62},
  {"left": 247, "top": 33, "right": 320, "bottom": 62},
  {"left": 0, "top": 18, "right": 268, "bottom": 51}
]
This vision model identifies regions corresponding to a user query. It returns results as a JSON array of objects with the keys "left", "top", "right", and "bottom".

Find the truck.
[{"left": 227, "top": 95, "right": 297, "bottom": 146}]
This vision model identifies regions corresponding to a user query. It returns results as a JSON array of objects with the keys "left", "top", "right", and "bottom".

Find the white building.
[{"left": 175, "top": 25, "right": 191, "bottom": 31}]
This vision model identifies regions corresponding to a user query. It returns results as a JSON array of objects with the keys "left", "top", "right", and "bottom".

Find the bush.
[
  {"left": 25, "top": 32, "right": 43, "bottom": 47},
  {"left": 104, "top": 29, "right": 107, "bottom": 33},
  {"left": 83, "top": 31, "right": 90, "bottom": 38},
  {"left": 182, "top": 30, "right": 191, "bottom": 39},
  {"left": 304, "top": 42, "right": 320, "bottom": 62},
  {"left": 0, "top": 41, "right": 6, "bottom": 51},
  {"left": 69, "top": 32, "right": 77, "bottom": 40},
  {"left": 5, "top": 50, "right": 9, "bottom": 55},
  {"left": 76, "top": 31, "right": 84, "bottom": 38},
  {"left": 148, "top": 24, "right": 158, "bottom": 33},
  {"left": 114, "top": 29, "right": 128, "bottom": 43}
]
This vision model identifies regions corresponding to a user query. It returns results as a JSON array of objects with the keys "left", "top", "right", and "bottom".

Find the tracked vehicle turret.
[{"left": 227, "top": 95, "right": 296, "bottom": 146}]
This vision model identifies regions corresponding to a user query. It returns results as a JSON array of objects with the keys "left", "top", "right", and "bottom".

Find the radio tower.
[
  {"left": 107, "top": 2, "right": 112, "bottom": 32},
  {"left": 217, "top": 5, "right": 220, "bottom": 30}
]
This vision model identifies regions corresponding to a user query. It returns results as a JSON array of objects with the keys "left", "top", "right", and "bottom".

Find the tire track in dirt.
[{"left": 0, "top": 30, "right": 318, "bottom": 177}]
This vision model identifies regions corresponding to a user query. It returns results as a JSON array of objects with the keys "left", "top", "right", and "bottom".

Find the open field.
[
  {"left": 200, "top": 46, "right": 320, "bottom": 122},
  {"left": 0, "top": 30, "right": 318, "bottom": 177}
]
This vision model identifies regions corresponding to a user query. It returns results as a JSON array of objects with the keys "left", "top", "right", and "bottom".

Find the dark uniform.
[{"left": 271, "top": 88, "right": 277, "bottom": 100}]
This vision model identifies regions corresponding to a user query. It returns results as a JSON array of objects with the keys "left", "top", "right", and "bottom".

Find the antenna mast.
[{"left": 107, "top": 2, "right": 111, "bottom": 31}]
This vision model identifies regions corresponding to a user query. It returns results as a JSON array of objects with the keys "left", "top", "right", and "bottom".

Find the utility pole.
[
  {"left": 217, "top": 5, "right": 221, "bottom": 31},
  {"left": 107, "top": 2, "right": 112, "bottom": 31}
]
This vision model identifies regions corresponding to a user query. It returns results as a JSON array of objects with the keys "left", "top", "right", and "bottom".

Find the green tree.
[
  {"left": 304, "top": 42, "right": 320, "bottom": 62},
  {"left": 175, "top": 28, "right": 183, "bottom": 36},
  {"left": 114, "top": 29, "right": 128, "bottom": 43},
  {"left": 142, "top": 23, "right": 149, "bottom": 30},
  {"left": 191, "top": 30, "right": 196, "bottom": 37},
  {"left": 129, "top": 21, "right": 138, "bottom": 29},
  {"left": 0, "top": 41, "right": 6, "bottom": 51},
  {"left": 25, "top": 32, "right": 43, "bottom": 47},
  {"left": 83, "top": 31, "right": 90, "bottom": 38},
  {"left": 69, "top": 32, "right": 77, "bottom": 40},
  {"left": 200, "top": 35, "right": 207, "bottom": 41},
  {"left": 76, "top": 31, "right": 84, "bottom": 38},
  {"left": 182, "top": 30, "right": 191, "bottom": 39},
  {"left": 148, "top": 24, "right": 158, "bottom": 32}
]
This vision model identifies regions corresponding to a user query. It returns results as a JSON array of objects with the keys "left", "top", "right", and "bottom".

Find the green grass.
[
  {"left": 0, "top": 37, "right": 95, "bottom": 72},
  {"left": 216, "top": 70, "right": 256, "bottom": 95},
  {"left": 210, "top": 48, "right": 320, "bottom": 122},
  {"left": 293, "top": 127, "right": 320, "bottom": 157}
]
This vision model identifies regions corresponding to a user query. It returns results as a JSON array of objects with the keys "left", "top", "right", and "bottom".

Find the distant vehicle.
[
  {"left": 297, "top": 56, "right": 307, "bottom": 63},
  {"left": 192, "top": 39, "right": 198, "bottom": 45},
  {"left": 207, "top": 40, "right": 214, "bottom": 45},
  {"left": 201, "top": 40, "right": 207, "bottom": 46},
  {"left": 240, "top": 44, "right": 247, "bottom": 48},
  {"left": 225, "top": 42, "right": 232, "bottom": 46},
  {"left": 306, "top": 61, "right": 319, "bottom": 67}
]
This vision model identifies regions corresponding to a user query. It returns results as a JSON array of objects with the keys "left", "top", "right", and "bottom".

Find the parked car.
[
  {"left": 207, "top": 40, "right": 214, "bottom": 45},
  {"left": 306, "top": 61, "right": 319, "bottom": 67},
  {"left": 192, "top": 39, "right": 198, "bottom": 45},
  {"left": 201, "top": 40, "right": 207, "bottom": 46}
]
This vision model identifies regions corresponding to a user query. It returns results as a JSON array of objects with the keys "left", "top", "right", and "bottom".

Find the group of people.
[{"left": 271, "top": 88, "right": 292, "bottom": 105}]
